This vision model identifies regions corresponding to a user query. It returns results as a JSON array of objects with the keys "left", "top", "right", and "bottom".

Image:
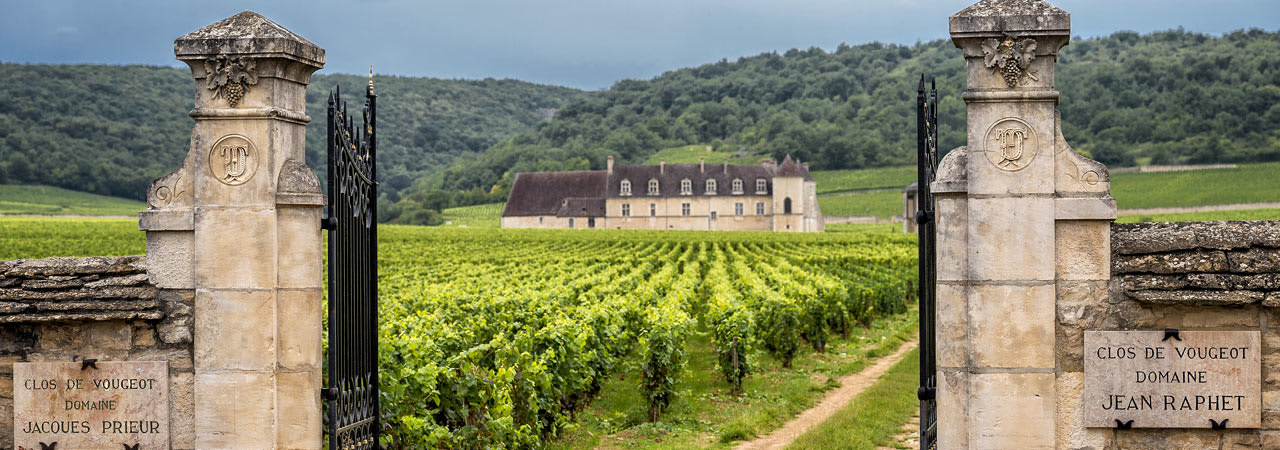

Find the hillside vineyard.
[{"left": 374, "top": 228, "right": 915, "bottom": 448}]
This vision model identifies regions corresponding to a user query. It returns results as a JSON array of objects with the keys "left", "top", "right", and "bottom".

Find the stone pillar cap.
[
  {"left": 175, "top": 10, "right": 324, "bottom": 68},
  {"left": 950, "top": 0, "right": 1070, "bottom": 38}
]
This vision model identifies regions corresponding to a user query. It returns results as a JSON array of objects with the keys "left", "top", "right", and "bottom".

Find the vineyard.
[
  {"left": 376, "top": 228, "right": 916, "bottom": 448},
  {"left": 0, "top": 218, "right": 917, "bottom": 448}
]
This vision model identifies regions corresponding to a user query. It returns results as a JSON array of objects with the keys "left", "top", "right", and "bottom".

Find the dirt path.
[
  {"left": 734, "top": 340, "right": 920, "bottom": 450},
  {"left": 1116, "top": 202, "right": 1280, "bottom": 216}
]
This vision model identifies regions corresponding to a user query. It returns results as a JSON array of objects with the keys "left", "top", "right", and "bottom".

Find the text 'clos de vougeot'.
[{"left": 1084, "top": 330, "right": 1261, "bottom": 428}]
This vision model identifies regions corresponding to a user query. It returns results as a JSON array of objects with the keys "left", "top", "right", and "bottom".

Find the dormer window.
[
  {"left": 732, "top": 178, "right": 743, "bottom": 194},
  {"left": 648, "top": 179, "right": 659, "bottom": 195},
  {"left": 755, "top": 179, "right": 767, "bottom": 194},
  {"left": 705, "top": 179, "right": 717, "bottom": 194},
  {"left": 680, "top": 179, "right": 692, "bottom": 195},
  {"left": 620, "top": 179, "right": 632, "bottom": 196}
]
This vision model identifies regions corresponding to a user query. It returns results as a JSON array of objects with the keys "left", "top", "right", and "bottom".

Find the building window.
[
  {"left": 680, "top": 179, "right": 692, "bottom": 195},
  {"left": 732, "top": 178, "right": 743, "bottom": 194},
  {"left": 706, "top": 179, "right": 716, "bottom": 194},
  {"left": 755, "top": 179, "right": 767, "bottom": 194},
  {"left": 569, "top": 218, "right": 574, "bottom": 228},
  {"left": 681, "top": 203, "right": 690, "bottom": 216},
  {"left": 735, "top": 202, "right": 743, "bottom": 216},
  {"left": 620, "top": 179, "right": 632, "bottom": 196},
  {"left": 650, "top": 203, "right": 656, "bottom": 216},
  {"left": 784, "top": 197, "right": 792, "bottom": 214},
  {"left": 538, "top": 217, "right": 543, "bottom": 224},
  {"left": 622, "top": 204, "right": 630, "bottom": 217},
  {"left": 756, "top": 202, "right": 765, "bottom": 215},
  {"left": 648, "top": 179, "right": 659, "bottom": 195},
  {"left": 710, "top": 211, "right": 717, "bottom": 220},
  {"left": 588, "top": 218, "right": 596, "bottom": 228}
]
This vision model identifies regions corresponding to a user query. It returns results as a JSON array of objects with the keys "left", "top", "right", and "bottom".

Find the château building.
[{"left": 501, "top": 154, "right": 823, "bottom": 232}]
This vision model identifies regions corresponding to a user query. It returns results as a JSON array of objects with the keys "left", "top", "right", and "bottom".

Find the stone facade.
[
  {"left": 0, "top": 256, "right": 195, "bottom": 450},
  {"left": 501, "top": 155, "right": 824, "bottom": 232}
]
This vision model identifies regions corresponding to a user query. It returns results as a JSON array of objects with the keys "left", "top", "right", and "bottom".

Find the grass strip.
[
  {"left": 549, "top": 311, "right": 918, "bottom": 450},
  {"left": 784, "top": 347, "right": 921, "bottom": 450}
]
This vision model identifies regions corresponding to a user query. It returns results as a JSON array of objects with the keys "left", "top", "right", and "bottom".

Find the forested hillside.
[
  {"left": 0, "top": 63, "right": 584, "bottom": 200},
  {"left": 424, "top": 28, "right": 1280, "bottom": 201},
  {"left": 4, "top": 29, "right": 1277, "bottom": 223}
]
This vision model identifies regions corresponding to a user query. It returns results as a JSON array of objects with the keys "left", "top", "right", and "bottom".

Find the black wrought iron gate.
[
  {"left": 322, "top": 80, "right": 380, "bottom": 450},
  {"left": 915, "top": 75, "right": 938, "bottom": 450}
]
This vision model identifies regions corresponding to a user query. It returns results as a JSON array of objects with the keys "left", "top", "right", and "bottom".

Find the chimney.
[
  {"left": 801, "top": 162, "right": 809, "bottom": 170},
  {"left": 607, "top": 155, "right": 614, "bottom": 174},
  {"left": 761, "top": 157, "right": 776, "bottom": 171},
  {"left": 723, "top": 157, "right": 729, "bottom": 174},
  {"left": 700, "top": 157, "right": 705, "bottom": 173},
  {"left": 660, "top": 157, "right": 665, "bottom": 174}
]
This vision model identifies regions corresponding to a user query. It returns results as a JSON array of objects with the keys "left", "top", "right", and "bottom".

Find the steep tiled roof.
[
  {"left": 774, "top": 154, "right": 816, "bottom": 181},
  {"left": 606, "top": 163, "right": 774, "bottom": 198},
  {"left": 502, "top": 171, "right": 607, "bottom": 217},
  {"left": 556, "top": 198, "right": 606, "bottom": 217}
]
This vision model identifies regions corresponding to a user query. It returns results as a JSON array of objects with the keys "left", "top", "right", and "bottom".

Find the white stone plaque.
[
  {"left": 13, "top": 361, "right": 169, "bottom": 450},
  {"left": 1084, "top": 330, "right": 1260, "bottom": 428}
]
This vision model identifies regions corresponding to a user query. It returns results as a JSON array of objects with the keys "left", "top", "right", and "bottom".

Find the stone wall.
[
  {"left": 1056, "top": 221, "right": 1280, "bottom": 449},
  {"left": 0, "top": 256, "right": 194, "bottom": 450}
]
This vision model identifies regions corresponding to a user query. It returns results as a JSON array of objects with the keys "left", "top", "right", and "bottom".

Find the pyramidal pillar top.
[{"left": 951, "top": 0, "right": 1069, "bottom": 94}]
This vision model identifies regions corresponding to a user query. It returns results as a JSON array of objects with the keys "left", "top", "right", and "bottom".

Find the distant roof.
[
  {"left": 502, "top": 171, "right": 607, "bottom": 217},
  {"left": 606, "top": 163, "right": 776, "bottom": 198},
  {"left": 557, "top": 197, "right": 606, "bottom": 217}
]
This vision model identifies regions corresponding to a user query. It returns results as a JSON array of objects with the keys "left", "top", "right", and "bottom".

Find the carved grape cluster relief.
[
  {"left": 204, "top": 55, "right": 258, "bottom": 107},
  {"left": 981, "top": 36, "right": 1039, "bottom": 87}
]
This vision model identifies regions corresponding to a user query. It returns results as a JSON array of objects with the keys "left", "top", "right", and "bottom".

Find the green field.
[
  {"left": 817, "top": 190, "right": 903, "bottom": 218},
  {"left": 814, "top": 162, "right": 1280, "bottom": 219},
  {"left": 810, "top": 166, "right": 916, "bottom": 195},
  {"left": 644, "top": 145, "right": 765, "bottom": 165},
  {"left": 0, "top": 185, "right": 147, "bottom": 216},
  {"left": 0, "top": 217, "right": 144, "bottom": 259},
  {"left": 1109, "top": 162, "right": 1280, "bottom": 209},
  {"left": 1116, "top": 208, "right": 1280, "bottom": 223},
  {"left": 441, "top": 202, "right": 504, "bottom": 228}
]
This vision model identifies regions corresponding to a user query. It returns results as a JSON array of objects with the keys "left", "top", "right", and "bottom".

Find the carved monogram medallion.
[
  {"left": 984, "top": 118, "right": 1038, "bottom": 171},
  {"left": 208, "top": 135, "right": 258, "bottom": 185}
]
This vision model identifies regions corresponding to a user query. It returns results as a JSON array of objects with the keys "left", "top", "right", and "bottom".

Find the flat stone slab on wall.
[{"left": 1113, "top": 221, "right": 1280, "bottom": 308}]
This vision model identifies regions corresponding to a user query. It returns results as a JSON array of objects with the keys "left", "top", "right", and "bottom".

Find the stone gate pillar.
[
  {"left": 139, "top": 11, "right": 326, "bottom": 449},
  {"left": 935, "top": 0, "right": 1115, "bottom": 448}
]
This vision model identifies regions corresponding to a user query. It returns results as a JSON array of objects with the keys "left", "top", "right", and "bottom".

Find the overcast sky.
[{"left": 2, "top": 0, "right": 1277, "bottom": 89}]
